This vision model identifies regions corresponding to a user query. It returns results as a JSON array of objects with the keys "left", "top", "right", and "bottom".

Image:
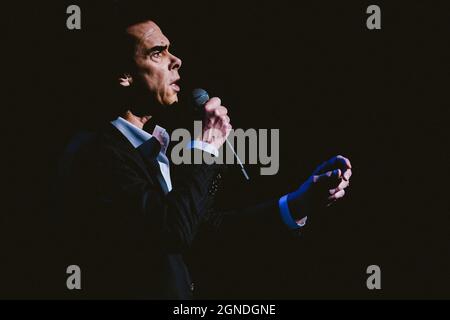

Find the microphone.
[{"left": 192, "top": 88, "right": 250, "bottom": 181}]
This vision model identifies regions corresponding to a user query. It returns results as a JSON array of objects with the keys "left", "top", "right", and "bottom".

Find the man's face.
[{"left": 127, "top": 21, "right": 182, "bottom": 106}]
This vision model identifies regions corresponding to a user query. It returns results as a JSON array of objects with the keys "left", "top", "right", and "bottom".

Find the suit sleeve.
[
  {"left": 202, "top": 199, "right": 303, "bottom": 239},
  {"left": 198, "top": 171, "right": 304, "bottom": 238}
]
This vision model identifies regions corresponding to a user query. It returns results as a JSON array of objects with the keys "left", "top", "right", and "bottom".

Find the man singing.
[{"left": 57, "top": 17, "right": 352, "bottom": 299}]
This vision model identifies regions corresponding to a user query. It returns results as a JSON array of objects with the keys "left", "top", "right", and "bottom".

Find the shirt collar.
[{"left": 111, "top": 117, "right": 169, "bottom": 153}]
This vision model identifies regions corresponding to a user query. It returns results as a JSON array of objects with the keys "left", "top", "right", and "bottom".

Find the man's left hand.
[{"left": 287, "top": 155, "right": 352, "bottom": 222}]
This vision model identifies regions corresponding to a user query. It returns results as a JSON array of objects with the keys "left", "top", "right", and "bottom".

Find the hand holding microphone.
[
  {"left": 199, "top": 96, "right": 232, "bottom": 150},
  {"left": 192, "top": 88, "right": 250, "bottom": 180}
]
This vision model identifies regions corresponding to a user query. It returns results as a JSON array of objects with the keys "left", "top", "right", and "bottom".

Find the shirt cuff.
[
  {"left": 278, "top": 195, "right": 308, "bottom": 230},
  {"left": 188, "top": 140, "right": 219, "bottom": 157}
]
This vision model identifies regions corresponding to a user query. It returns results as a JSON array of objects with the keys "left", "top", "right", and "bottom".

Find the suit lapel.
[
  {"left": 137, "top": 138, "right": 170, "bottom": 195},
  {"left": 106, "top": 124, "right": 169, "bottom": 195}
]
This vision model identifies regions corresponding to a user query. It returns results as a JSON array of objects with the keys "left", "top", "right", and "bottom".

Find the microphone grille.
[{"left": 192, "top": 88, "right": 210, "bottom": 107}]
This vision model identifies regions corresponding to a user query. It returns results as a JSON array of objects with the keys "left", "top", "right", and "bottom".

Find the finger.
[
  {"left": 218, "top": 116, "right": 232, "bottom": 133},
  {"left": 224, "top": 125, "right": 232, "bottom": 138},
  {"left": 219, "top": 115, "right": 230, "bottom": 125},
  {"left": 214, "top": 106, "right": 228, "bottom": 117},
  {"left": 328, "top": 189, "right": 345, "bottom": 201},
  {"left": 222, "top": 121, "right": 232, "bottom": 136},
  {"left": 329, "top": 179, "right": 350, "bottom": 195},
  {"left": 342, "top": 168, "right": 352, "bottom": 181},
  {"left": 334, "top": 156, "right": 352, "bottom": 179},
  {"left": 335, "top": 188, "right": 346, "bottom": 199},
  {"left": 337, "top": 178, "right": 350, "bottom": 190},
  {"left": 204, "top": 97, "right": 221, "bottom": 113},
  {"left": 339, "top": 178, "right": 350, "bottom": 189},
  {"left": 206, "top": 116, "right": 218, "bottom": 127},
  {"left": 204, "top": 128, "right": 223, "bottom": 140}
]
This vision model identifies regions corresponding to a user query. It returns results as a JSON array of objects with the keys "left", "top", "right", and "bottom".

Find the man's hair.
[
  {"left": 109, "top": 2, "right": 152, "bottom": 75},
  {"left": 84, "top": 1, "right": 165, "bottom": 78}
]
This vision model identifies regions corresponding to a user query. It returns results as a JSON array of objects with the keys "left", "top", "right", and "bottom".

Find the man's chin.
[{"left": 162, "top": 95, "right": 178, "bottom": 106}]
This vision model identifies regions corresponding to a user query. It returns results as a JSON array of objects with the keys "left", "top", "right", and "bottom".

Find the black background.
[{"left": 3, "top": 0, "right": 449, "bottom": 299}]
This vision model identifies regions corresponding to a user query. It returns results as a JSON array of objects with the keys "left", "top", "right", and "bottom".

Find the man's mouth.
[{"left": 170, "top": 79, "right": 180, "bottom": 92}]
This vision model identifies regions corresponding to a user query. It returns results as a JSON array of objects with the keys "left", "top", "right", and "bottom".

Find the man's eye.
[{"left": 151, "top": 51, "right": 162, "bottom": 58}]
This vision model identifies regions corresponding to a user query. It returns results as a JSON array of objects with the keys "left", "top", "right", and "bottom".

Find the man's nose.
[{"left": 169, "top": 53, "right": 182, "bottom": 70}]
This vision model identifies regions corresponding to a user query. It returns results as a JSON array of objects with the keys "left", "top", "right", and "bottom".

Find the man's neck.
[{"left": 123, "top": 110, "right": 152, "bottom": 130}]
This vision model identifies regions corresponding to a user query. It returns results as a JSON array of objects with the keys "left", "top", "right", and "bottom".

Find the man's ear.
[{"left": 118, "top": 73, "right": 133, "bottom": 87}]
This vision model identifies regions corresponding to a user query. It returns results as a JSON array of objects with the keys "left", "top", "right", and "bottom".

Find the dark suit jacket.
[{"left": 55, "top": 123, "right": 287, "bottom": 299}]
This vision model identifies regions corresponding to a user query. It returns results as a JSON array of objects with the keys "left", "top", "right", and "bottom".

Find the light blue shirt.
[{"left": 111, "top": 117, "right": 306, "bottom": 230}]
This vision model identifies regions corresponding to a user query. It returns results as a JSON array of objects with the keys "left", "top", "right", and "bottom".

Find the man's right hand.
[{"left": 198, "top": 97, "right": 232, "bottom": 150}]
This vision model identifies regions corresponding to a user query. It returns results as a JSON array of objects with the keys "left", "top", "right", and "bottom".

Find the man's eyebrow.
[{"left": 144, "top": 45, "right": 168, "bottom": 54}]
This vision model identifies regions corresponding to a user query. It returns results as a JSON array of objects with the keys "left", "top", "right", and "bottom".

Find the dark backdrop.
[{"left": 3, "top": 0, "right": 449, "bottom": 298}]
